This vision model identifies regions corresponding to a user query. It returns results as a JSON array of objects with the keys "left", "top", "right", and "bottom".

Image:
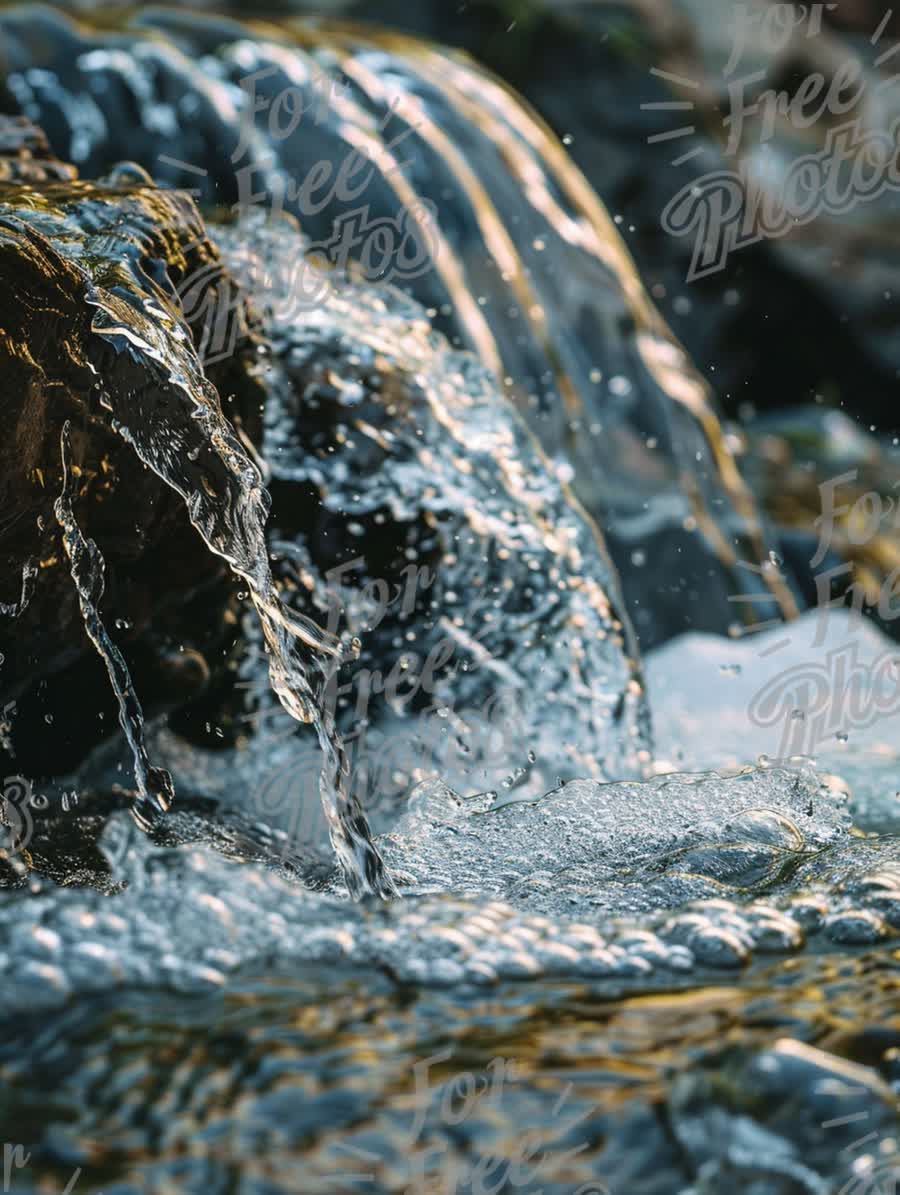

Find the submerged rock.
[{"left": 670, "top": 1039, "right": 900, "bottom": 1194}]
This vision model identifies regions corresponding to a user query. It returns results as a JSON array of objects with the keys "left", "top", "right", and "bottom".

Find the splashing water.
[{"left": 207, "top": 212, "right": 650, "bottom": 809}]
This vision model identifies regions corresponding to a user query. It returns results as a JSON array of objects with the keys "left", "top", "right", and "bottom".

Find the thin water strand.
[{"left": 54, "top": 421, "right": 174, "bottom": 832}]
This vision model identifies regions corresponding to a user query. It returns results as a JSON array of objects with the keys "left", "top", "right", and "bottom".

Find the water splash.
[
  {"left": 211, "top": 212, "right": 650, "bottom": 807},
  {"left": 0, "top": 559, "right": 36, "bottom": 619}
]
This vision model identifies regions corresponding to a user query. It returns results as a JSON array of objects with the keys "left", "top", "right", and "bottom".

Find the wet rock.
[
  {"left": 740, "top": 409, "right": 900, "bottom": 645},
  {"left": 0, "top": 119, "right": 268, "bottom": 780}
]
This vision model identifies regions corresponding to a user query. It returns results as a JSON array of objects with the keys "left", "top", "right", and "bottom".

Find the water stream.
[{"left": 0, "top": 7, "right": 898, "bottom": 1195}]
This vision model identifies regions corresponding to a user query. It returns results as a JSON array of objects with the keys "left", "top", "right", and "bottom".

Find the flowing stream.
[{"left": 0, "top": 7, "right": 898, "bottom": 1195}]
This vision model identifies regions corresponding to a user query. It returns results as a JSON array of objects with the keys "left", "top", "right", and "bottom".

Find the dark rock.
[{"left": 0, "top": 118, "right": 267, "bottom": 780}]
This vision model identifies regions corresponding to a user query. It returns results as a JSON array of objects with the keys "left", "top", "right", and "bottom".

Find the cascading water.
[
  {"left": 0, "top": 4, "right": 798, "bottom": 648},
  {"left": 0, "top": 7, "right": 897, "bottom": 1195},
  {"left": 83, "top": 223, "right": 396, "bottom": 897},
  {"left": 211, "top": 212, "right": 651, "bottom": 801}
]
